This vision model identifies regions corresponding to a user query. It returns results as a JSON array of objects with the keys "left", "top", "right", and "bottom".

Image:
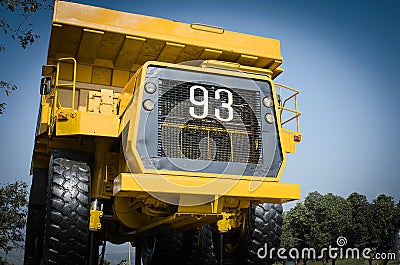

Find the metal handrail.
[
  {"left": 275, "top": 83, "right": 301, "bottom": 133},
  {"left": 55, "top": 57, "right": 77, "bottom": 114}
]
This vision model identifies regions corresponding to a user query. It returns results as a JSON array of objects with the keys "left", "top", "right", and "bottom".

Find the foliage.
[
  {"left": 346, "top": 192, "right": 373, "bottom": 249},
  {"left": 0, "top": 81, "right": 17, "bottom": 114},
  {"left": 395, "top": 200, "right": 400, "bottom": 228},
  {"left": 0, "top": 0, "right": 52, "bottom": 50},
  {"left": 304, "top": 192, "right": 352, "bottom": 264},
  {"left": 282, "top": 192, "right": 400, "bottom": 265},
  {"left": 371, "top": 194, "right": 398, "bottom": 264},
  {"left": 0, "top": 181, "right": 28, "bottom": 254},
  {"left": 281, "top": 202, "right": 315, "bottom": 259}
]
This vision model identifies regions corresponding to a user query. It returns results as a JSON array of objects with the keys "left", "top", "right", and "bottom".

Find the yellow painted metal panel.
[
  {"left": 58, "top": 62, "right": 73, "bottom": 81},
  {"left": 112, "top": 69, "right": 130, "bottom": 88},
  {"left": 52, "top": 1, "right": 282, "bottom": 69},
  {"left": 198, "top": 48, "right": 222, "bottom": 60},
  {"left": 113, "top": 173, "right": 300, "bottom": 201},
  {"left": 218, "top": 51, "right": 241, "bottom": 62},
  {"left": 115, "top": 36, "right": 146, "bottom": 69},
  {"left": 281, "top": 129, "right": 296, "bottom": 154},
  {"left": 119, "top": 69, "right": 141, "bottom": 116},
  {"left": 56, "top": 111, "right": 119, "bottom": 137},
  {"left": 38, "top": 102, "right": 50, "bottom": 135},
  {"left": 82, "top": 112, "right": 119, "bottom": 136},
  {"left": 76, "top": 64, "right": 92, "bottom": 83},
  {"left": 96, "top": 32, "right": 125, "bottom": 61},
  {"left": 135, "top": 39, "right": 165, "bottom": 65},
  {"left": 48, "top": 23, "right": 62, "bottom": 59},
  {"left": 237, "top": 54, "right": 258, "bottom": 66},
  {"left": 93, "top": 58, "right": 114, "bottom": 68},
  {"left": 56, "top": 25, "right": 82, "bottom": 58},
  {"left": 175, "top": 45, "right": 204, "bottom": 62},
  {"left": 77, "top": 29, "right": 104, "bottom": 64},
  {"left": 131, "top": 64, "right": 142, "bottom": 72},
  {"left": 157, "top": 42, "right": 185, "bottom": 63},
  {"left": 281, "top": 128, "right": 301, "bottom": 154},
  {"left": 92, "top": 67, "right": 112, "bottom": 85}
]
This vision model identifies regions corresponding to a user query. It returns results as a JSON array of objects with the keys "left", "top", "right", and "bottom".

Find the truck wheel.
[
  {"left": 240, "top": 203, "right": 283, "bottom": 265},
  {"left": 24, "top": 167, "right": 48, "bottom": 265},
  {"left": 141, "top": 231, "right": 184, "bottom": 265},
  {"left": 219, "top": 203, "right": 283, "bottom": 265},
  {"left": 184, "top": 224, "right": 217, "bottom": 265},
  {"left": 42, "top": 149, "right": 92, "bottom": 264},
  {"left": 24, "top": 204, "right": 46, "bottom": 264}
]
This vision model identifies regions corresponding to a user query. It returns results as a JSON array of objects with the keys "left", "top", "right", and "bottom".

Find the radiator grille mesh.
[{"left": 158, "top": 79, "right": 262, "bottom": 164}]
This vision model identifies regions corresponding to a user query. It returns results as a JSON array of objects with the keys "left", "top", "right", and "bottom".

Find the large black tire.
[
  {"left": 183, "top": 224, "right": 217, "bottom": 265},
  {"left": 240, "top": 203, "right": 283, "bottom": 265},
  {"left": 24, "top": 204, "right": 46, "bottom": 265},
  {"left": 24, "top": 168, "right": 48, "bottom": 265},
  {"left": 220, "top": 203, "right": 283, "bottom": 265},
  {"left": 141, "top": 231, "right": 184, "bottom": 265},
  {"left": 42, "top": 149, "right": 92, "bottom": 265}
]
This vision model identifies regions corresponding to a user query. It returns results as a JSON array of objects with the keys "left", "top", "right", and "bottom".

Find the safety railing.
[
  {"left": 275, "top": 83, "right": 301, "bottom": 133},
  {"left": 55, "top": 57, "right": 77, "bottom": 114},
  {"left": 48, "top": 57, "right": 77, "bottom": 136}
]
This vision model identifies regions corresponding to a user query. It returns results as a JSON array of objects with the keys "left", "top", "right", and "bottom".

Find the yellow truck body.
[{"left": 25, "top": 2, "right": 302, "bottom": 265}]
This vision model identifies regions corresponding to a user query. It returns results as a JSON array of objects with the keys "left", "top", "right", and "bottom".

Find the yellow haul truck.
[{"left": 24, "top": 1, "right": 302, "bottom": 265}]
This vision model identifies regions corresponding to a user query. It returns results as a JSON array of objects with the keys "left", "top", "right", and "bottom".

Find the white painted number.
[
  {"left": 189, "top": 85, "right": 233, "bottom": 122},
  {"left": 189, "top": 85, "right": 208, "bottom": 119},
  {"left": 215, "top": 88, "right": 233, "bottom": 121}
]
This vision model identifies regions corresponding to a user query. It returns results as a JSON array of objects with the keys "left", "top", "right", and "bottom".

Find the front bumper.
[{"left": 113, "top": 173, "right": 300, "bottom": 204}]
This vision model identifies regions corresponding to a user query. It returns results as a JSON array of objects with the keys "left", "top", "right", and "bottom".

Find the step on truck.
[{"left": 24, "top": 1, "right": 302, "bottom": 265}]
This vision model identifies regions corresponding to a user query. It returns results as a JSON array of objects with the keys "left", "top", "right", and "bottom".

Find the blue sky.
[{"left": 0, "top": 0, "right": 399, "bottom": 205}]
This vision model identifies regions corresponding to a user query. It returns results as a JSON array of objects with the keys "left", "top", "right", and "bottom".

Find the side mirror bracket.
[
  {"left": 40, "top": 65, "right": 57, "bottom": 95},
  {"left": 40, "top": 77, "right": 52, "bottom": 95}
]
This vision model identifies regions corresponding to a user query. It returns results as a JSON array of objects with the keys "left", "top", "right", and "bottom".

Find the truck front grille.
[{"left": 158, "top": 79, "right": 262, "bottom": 164}]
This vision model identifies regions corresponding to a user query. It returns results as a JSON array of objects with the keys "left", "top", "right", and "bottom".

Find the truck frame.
[{"left": 24, "top": 2, "right": 302, "bottom": 265}]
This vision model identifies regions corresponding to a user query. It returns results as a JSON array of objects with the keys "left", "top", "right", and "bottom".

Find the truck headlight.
[
  {"left": 262, "top": 97, "right": 273, "bottom": 108},
  {"left": 143, "top": 99, "right": 154, "bottom": 111},
  {"left": 144, "top": 82, "right": 157, "bottom": 94},
  {"left": 265, "top": 113, "right": 274, "bottom": 124}
]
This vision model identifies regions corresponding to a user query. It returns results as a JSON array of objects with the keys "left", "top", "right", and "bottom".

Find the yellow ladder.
[{"left": 48, "top": 57, "right": 77, "bottom": 136}]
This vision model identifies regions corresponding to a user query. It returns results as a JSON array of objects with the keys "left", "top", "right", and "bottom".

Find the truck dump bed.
[{"left": 49, "top": 1, "right": 283, "bottom": 88}]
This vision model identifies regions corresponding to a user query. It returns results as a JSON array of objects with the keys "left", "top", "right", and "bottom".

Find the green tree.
[
  {"left": 302, "top": 191, "right": 327, "bottom": 258},
  {"left": 0, "top": 181, "right": 28, "bottom": 254},
  {"left": 371, "top": 194, "right": 398, "bottom": 265},
  {"left": 303, "top": 192, "right": 352, "bottom": 265},
  {"left": 395, "top": 200, "right": 400, "bottom": 228},
  {"left": 346, "top": 192, "right": 373, "bottom": 248},
  {"left": 282, "top": 192, "right": 352, "bottom": 265},
  {"left": 346, "top": 192, "right": 376, "bottom": 265},
  {"left": 281, "top": 202, "right": 315, "bottom": 265}
]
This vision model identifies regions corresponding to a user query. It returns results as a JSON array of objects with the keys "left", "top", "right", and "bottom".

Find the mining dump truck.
[{"left": 24, "top": 1, "right": 302, "bottom": 265}]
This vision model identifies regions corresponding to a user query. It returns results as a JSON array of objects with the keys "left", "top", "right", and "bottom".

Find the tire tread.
[{"left": 45, "top": 152, "right": 91, "bottom": 265}]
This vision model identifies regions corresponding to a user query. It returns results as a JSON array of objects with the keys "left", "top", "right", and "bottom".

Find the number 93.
[{"left": 189, "top": 85, "right": 233, "bottom": 122}]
